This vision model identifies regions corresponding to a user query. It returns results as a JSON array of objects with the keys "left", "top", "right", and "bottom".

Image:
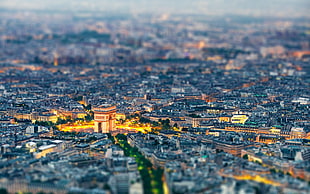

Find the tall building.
[{"left": 93, "top": 105, "right": 116, "bottom": 133}]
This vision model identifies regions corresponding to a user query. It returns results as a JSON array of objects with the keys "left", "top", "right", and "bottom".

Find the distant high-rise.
[
  {"left": 53, "top": 52, "right": 58, "bottom": 66},
  {"left": 93, "top": 105, "right": 116, "bottom": 133},
  {"left": 82, "top": 96, "right": 88, "bottom": 106}
]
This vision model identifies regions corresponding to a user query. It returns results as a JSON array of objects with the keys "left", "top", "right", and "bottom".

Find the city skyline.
[{"left": 1, "top": 0, "right": 310, "bottom": 18}]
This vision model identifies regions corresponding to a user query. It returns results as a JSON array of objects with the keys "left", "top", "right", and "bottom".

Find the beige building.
[{"left": 93, "top": 105, "right": 116, "bottom": 133}]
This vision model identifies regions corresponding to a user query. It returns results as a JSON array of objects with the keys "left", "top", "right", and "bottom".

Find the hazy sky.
[{"left": 1, "top": 0, "right": 309, "bottom": 17}]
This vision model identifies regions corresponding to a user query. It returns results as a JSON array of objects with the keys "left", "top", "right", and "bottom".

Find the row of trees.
[
  {"left": 33, "top": 113, "right": 93, "bottom": 128},
  {"left": 126, "top": 113, "right": 174, "bottom": 131},
  {"left": 0, "top": 188, "right": 51, "bottom": 194},
  {"left": 115, "top": 134, "right": 164, "bottom": 194}
]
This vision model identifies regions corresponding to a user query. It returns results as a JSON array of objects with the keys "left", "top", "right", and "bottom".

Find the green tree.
[
  {"left": 115, "top": 134, "right": 164, "bottom": 194},
  {"left": 254, "top": 160, "right": 262, "bottom": 165},
  {"left": 0, "top": 188, "right": 7, "bottom": 194},
  {"left": 161, "top": 119, "right": 171, "bottom": 130},
  {"left": 242, "top": 154, "right": 248, "bottom": 160},
  {"left": 116, "top": 134, "right": 127, "bottom": 141},
  {"left": 270, "top": 168, "right": 276, "bottom": 173},
  {"left": 87, "top": 104, "right": 92, "bottom": 110},
  {"left": 139, "top": 117, "right": 151, "bottom": 123},
  {"left": 107, "top": 133, "right": 115, "bottom": 144}
]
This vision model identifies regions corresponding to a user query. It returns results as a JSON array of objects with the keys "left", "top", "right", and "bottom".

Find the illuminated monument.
[{"left": 93, "top": 105, "right": 116, "bottom": 133}]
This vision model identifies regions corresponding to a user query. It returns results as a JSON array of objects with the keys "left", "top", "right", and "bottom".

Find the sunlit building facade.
[{"left": 231, "top": 114, "right": 249, "bottom": 124}]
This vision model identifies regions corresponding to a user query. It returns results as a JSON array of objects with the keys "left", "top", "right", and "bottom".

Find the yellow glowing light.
[
  {"left": 58, "top": 121, "right": 94, "bottom": 132},
  {"left": 162, "top": 174, "right": 169, "bottom": 194},
  {"left": 232, "top": 174, "right": 282, "bottom": 187}
]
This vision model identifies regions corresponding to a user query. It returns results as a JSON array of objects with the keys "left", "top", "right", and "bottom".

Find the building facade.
[{"left": 93, "top": 105, "right": 116, "bottom": 133}]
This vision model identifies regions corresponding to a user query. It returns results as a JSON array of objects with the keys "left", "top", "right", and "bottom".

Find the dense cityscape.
[{"left": 0, "top": 2, "right": 310, "bottom": 194}]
